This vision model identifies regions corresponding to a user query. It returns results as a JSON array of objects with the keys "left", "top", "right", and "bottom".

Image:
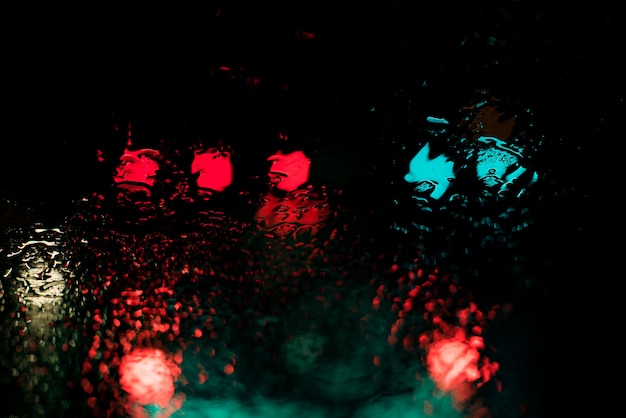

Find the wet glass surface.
[{"left": 1, "top": 4, "right": 622, "bottom": 417}]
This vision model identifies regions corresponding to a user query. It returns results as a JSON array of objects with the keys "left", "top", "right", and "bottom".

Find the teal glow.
[
  {"left": 475, "top": 146, "right": 521, "bottom": 186},
  {"left": 404, "top": 143, "right": 455, "bottom": 200},
  {"left": 476, "top": 136, "right": 523, "bottom": 159},
  {"left": 426, "top": 116, "right": 449, "bottom": 124}
]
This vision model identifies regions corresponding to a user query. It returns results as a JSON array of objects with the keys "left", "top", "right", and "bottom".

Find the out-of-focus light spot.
[
  {"left": 425, "top": 332, "right": 482, "bottom": 404},
  {"left": 223, "top": 364, "right": 235, "bottom": 375},
  {"left": 302, "top": 31, "right": 315, "bottom": 40},
  {"left": 408, "top": 286, "right": 421, "bottom": 297},
  {"left": 373, "top": 355, "right": 381, "bottom": 367},
  {"left": 457, "top": 308, "right": 470, "bottom": 326},
  {"left": 119, "top": 347, "right": 181, "bottom": 408},
  {"left": 403, "top": 299, "right": 413, "bottom": 311},
  {"left": 81, "top": 377, "right": 94, "bottom": 394},
  {"left": 403, "top": 335, "right": 415, "bottom": 351},
  {"left": 99, "top": 363, "right": 108, "bottom": 374}
]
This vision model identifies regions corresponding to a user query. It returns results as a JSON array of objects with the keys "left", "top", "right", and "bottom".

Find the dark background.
[
  {"left": 1, "top": 2, "right": 623, "bottom": 415},
  {"left": 2, "top": 1, "right": 621, "bottom": 208}
]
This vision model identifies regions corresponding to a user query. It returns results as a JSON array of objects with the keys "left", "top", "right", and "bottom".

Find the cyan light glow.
[
  {"left": 425, "top": 116, "right": 449, "bottom": 125},
  {"left": 404, "top": 143, "right": 456, "bottom": 201}
]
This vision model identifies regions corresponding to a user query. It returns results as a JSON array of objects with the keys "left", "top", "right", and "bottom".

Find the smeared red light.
[
  {"left": 403, "top": 299, "right": 413, "bottom": 311},
  {"left": 297, "top": 30, "right": 316, "bottom": 40},
  {"left": 113, "top": 148, "right": 161, "bottom": 189},
  {"left": 191, "top": 147, "right": 234, "bottom": 192},
  {"left": 426, "top": 334, "right": 481, "bottom": 393},
  {"left": 266, "top": 150, "right": 311, "bottom": 192},
  {"left": 118, "top": 347, "right": 181, "bottom": 408},
  {"left": 254, "top": 189, "right": 331, "bottom": 238}
]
